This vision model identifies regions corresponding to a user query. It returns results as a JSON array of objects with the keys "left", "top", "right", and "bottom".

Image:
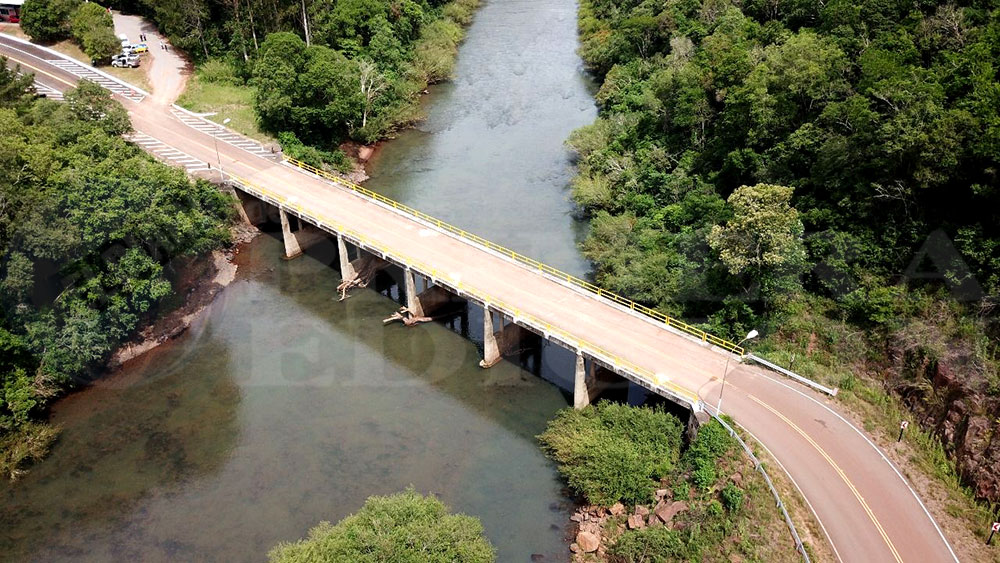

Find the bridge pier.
[
  {"left": 573, "top": 355, "right": 622, "bottom": 409},
  {"left": 480, "top": 307, "right": 538, "bottom": 368},
  {"left": 405, "top": 269, "right": 424, "bottom": 317},
  {"left": 279, "top": 209, "right": 303, "bottom": 259},
  {"left": 279, "top": 209, "right": 327, "bottom": 260},
  {"left": 385, "top": 274, "right": 466, "bottom": 327},
  {"left": 337, "top": 234, "right": 355, "bottom": 279}
]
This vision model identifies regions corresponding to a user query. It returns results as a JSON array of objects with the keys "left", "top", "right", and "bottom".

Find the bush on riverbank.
[
  {"left": 538, "top": 403, "right": 683, "bottom": 506},
  {"left": 541, "top": 405, "right": 806, "bottom": 561},
  {"left": 268, "top": 489, "right": 496, "bottom": 563}
]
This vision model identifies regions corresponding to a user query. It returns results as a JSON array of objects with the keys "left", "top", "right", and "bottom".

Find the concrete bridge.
[
  {"left": 229, "top": 159, "right": 719, "bottom": 420},
  {"left": 1, "top": 34, "right": 961, "bottom": 563}
]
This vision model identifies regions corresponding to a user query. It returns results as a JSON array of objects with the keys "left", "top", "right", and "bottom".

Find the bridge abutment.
[
  {"left": 233, "top": 189, "right": 270, "bottom": 226},
  {"left": 687, "top": 409, "right": 710, "bottom": 442}
]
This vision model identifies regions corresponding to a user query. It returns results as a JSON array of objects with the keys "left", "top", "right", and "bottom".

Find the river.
[{"left": 0, "top": 1, "right": 597, "bottom": 561}]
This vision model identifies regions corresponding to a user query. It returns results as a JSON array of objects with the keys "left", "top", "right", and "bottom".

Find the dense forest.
[
  {"left": 111, "top": 0, "right": 479, "bottom": 146},
  {"left": 569, "top": 0, "right": 1000, "bottom": 504},
  {"left": 0, "top": 66, "right": 232, "bottom": 478}
]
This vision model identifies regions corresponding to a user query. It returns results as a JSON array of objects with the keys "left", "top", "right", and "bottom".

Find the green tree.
[
  {"left": 0, "top": 78, "right": 231, "bottom": 478},
  {"left": 70, "top": 2, "right": 119, "bottom": 61},
  {"left": 19, "top": 0, "right": 80, "bottom": 42},
  {"left": 268, "top": 489, "right": 496, "bottom": 563},
  {"left": 708, "top": 184, "right": 806, "bottom": 300}
]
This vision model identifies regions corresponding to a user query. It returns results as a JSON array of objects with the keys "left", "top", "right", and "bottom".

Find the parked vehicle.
[
  {"left": 111, "top": 54, "right": 139, "bottom": 68},
  {"left": 132, "top": 43, "right": 148, "bottom": 53}
]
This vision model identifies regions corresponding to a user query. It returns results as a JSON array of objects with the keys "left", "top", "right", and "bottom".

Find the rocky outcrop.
[{"left": 889, "top": 336, "right": 1000, "bottom": 503}]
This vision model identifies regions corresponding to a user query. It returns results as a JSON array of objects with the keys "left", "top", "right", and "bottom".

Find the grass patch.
[{"left": 176, "top": 70, "right": 270, "bottom": 143}]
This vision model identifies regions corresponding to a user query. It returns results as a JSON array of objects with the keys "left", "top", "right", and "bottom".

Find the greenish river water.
[{"left": 0, "top": 1, "right": 600, "bottom": 561}]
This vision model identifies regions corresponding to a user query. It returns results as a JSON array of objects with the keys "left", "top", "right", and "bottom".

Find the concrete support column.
[
  {"left": 574, "top": 353, "right": 590, "bottom": 409},
  {"left": 480, "top": 307, "right": 499, "bottom": 368},
  {"left": 337, "top": 234, "right": 356, "bottom": 280},
  {"left": 279, "top": 209, "right": 303, "bottom": 259},
  {"left": 405, "top": 269, "right": 423, "bottom": 317}
]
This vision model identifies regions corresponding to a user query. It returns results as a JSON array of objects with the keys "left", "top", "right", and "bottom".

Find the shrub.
[
  {"left": 70, "top": 2, "right": 118, "bottom": 61},
  {"left": 721, "top": 483, "right": 745, "bottom": 512},
  {"left": 20, "top": 0, "right": 79, "bottom": 42},
  {"left": 685, "top": 421, "right": 734, "bottom": 492},
  {"left": 608, "top": 527, "right": 688, "bottom": 562},
  {"left": 278, "top": 132, "right": 352, "bottom": 173},
  {"left": 671, "top": 480, "right": 690, "bottom": 501},
  {"left": 538, "top": 403, "right": 683, "bottom": 506},
  {"left": 267, "top": 488, "right": 495, "bottom": 563},
  {"left": 0, "top": 422, "right": 59, "bottom": 481},
  {"left": 197, "top": 59, "right": 242, "bottom": 85}
]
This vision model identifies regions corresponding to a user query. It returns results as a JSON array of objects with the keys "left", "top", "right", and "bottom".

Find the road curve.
[{"left": 1, "top": 35, "right": 960, "bottom": 563}]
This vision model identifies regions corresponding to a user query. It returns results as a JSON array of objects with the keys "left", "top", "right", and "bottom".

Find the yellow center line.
[
  {"left": 748, "top": 393, "right": 903, "bottom": 563},
  {"left": 4, "top": 55, "right": 77, "bottom": 88}
]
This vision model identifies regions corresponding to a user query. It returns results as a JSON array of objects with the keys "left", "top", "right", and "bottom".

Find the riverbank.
[
  {"left": 107, "top": 220, "right": 258, "bottom": 371},
  {"left": 175, "top": 0, "right": 480, "bottom": 180}
]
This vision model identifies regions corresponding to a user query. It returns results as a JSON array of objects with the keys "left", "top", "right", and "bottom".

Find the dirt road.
[{"left": 112, "top": 12, "right": 189, "bottom": 105}]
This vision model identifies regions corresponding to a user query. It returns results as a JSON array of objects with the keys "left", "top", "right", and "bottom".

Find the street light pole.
[
  {"left": 214, "top": 117, "right": 231, "bottom": 181},
  {"left": 716, "top": 329, "right": 758, "bottom": 415}
]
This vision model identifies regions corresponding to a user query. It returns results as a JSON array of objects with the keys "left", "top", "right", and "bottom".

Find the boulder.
[
  {"left": 635, "top": 505, "right": 650, "bottom": 517},
  {"left": 576, "top": 531, "right": 600, "bottom": 553},
  {"left": 610, "top": 502, "right": 625, "bottom": 516},
  {"left": 569, "top": 513, "right": 583, "bottom": 523},
  {"left": 654, "top": 488, "right": 668, "bottom": 499},
  {"left": 627, "top": 514, "right": 646, "bottom": 530},
  {"left": 569, "top": 543, "right": 579, "bottom": 553},
  {"left": 655, "top": 501, "right": 688, "bottom": 524}
]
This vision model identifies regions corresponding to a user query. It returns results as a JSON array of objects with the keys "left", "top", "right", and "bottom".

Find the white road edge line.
[{"left": 750, "top": 369, "right": 961, "bottom": 562}]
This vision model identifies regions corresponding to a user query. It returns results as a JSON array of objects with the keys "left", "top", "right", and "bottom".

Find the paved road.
[{"left": 1, "top": 35, "right": 961, "bottom": 563}]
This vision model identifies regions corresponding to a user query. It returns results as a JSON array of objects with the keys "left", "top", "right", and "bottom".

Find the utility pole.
[
  {"left": 301, "top": 0, "right": 311, "bottom": 46},
  {"left": 214, "top": 118, "right": 231, "bottom": 182},
  {"left": 716, "top": 329, "right": 758, "bottom": 415}
]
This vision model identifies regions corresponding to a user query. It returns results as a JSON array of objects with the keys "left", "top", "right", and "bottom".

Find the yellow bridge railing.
[
  {"left": 282, "top": 157, "right": 746, "bottom": 357},
  {"left": 227, "top": 172, "right": 703, "bottom": 406}
]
